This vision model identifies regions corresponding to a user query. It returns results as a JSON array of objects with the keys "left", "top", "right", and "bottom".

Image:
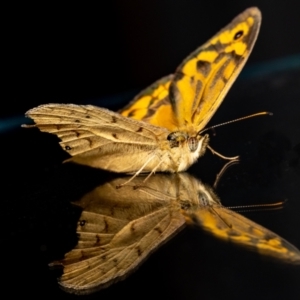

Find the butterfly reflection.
[{"left": 50, "top": 173, "right": 300, "bottom": 294}]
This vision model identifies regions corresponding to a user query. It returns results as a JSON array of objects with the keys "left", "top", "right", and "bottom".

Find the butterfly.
[
  {"left": 23, "top": 7, "right": 261, "bottom": 175},
  {"left": 50, "top": 172, "right": 300, "bottom": 294}
]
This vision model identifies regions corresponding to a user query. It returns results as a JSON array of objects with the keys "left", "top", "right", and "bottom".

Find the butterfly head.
[
  {"left": 180, "top": 181, "right": 220, "bottom": 214},
  {"left": 167, "top": 131, "right": 209, "bottom": 155}
]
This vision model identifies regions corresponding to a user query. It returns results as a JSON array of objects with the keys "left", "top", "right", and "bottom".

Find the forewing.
[
  {"left": 185, "top": 204, "right": 300, "bottom": 264},
  {"left": 169, "top": 7, "right": 261, "bottom": 130},
  {"left": 120, "top": 75, "right": 178, "bottom": 131},
  {"left": 23, "top": 104, "right": 169, "bottom": 172},
  {"left": 51, "top": 181, "right": 185, "bottom": 294}
]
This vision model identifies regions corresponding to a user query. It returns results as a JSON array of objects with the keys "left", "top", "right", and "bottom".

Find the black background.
[
  {"left": 3, "top": 0, "right": 300, "bottom": 118},
  {"left": 2, "top": 1, "right": 300, "bottom": 299}
]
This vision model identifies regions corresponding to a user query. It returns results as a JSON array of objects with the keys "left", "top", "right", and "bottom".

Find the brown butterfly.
[
  {"left": 23, "top": 8, "right": 261, "bottom": 176},
  {"left": 50, "top": 173, "right": 300, "bottom": 294}
]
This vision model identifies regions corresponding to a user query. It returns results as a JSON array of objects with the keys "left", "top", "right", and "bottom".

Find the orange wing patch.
[
  {"left": 169, "top": 10, "right": 261, "bottom": 131},
  {"left": 120, "top": 75, "right": 178, "bottom": 131},
  {"left": 121, "top": 8, "right": 261, "bottom": 135}
]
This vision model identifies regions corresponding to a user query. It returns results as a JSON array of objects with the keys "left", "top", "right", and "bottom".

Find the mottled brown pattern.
[
  {"left": 103, "top": 218, "right": 109, "bottom": 233},
  {"left": 136, "top": 246, "right": 142, "bottom": 256},
  {"left": 264, "top": 232, "right": 277, "bottom": 241},
  {"left": 208, "top": 57, "right": 231, "bottom": 92},
  {"left": 143, "top": 97, "right": 170, "bottom": 119},
  {"left": 130, "top": 222, "right": 136, "bottom": 232},
  {"left": 214, "top": 52, "right": 226, "bottom": 64},
  {"left": 48, "top": 172, "right": 300, "bottom": 294},
  {"left": 154, "top": 227, "right": 163, "bottom": 234},
  {"left": 196, "top": 60, "right": 211, "bottom": 77},
  {"left": 95, "top": 235, "right": 101, "bottom": 245}
]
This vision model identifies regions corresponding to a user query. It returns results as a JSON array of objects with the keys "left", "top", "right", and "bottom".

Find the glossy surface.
[{"left": 2, "top": 62, "right": 300, "bottom": 298}]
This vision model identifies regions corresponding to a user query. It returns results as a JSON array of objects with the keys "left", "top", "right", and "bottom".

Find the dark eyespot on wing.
[
  {"left": 154, "top": 227, "right": 163, "bottom": 234},
  {"left": 130, "top": 223, "right": 136, "bottom": 232},
  {"left": 136, "top": 246, "right": 142, "bottom": 256},
  {"left": 74, "top": 131, "right": 80, "bottom": 138},
  {"left": 234, "top": 30, "right": 244, "bottom": 40}
]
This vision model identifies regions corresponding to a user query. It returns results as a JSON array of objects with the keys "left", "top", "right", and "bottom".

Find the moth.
[
  {"left": 23, "top": 7, "right": 261, "bottom": 175},
  {"left": 50, "top": 173, "right": 300, "bottom": 294}
]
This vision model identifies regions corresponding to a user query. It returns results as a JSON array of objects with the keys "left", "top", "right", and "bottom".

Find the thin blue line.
[
  {"left": 0, "top": 116, "right": 27, "bottom": 133},
  {"left": 241, "top": 54, "right": 300, "bottom": 79}
]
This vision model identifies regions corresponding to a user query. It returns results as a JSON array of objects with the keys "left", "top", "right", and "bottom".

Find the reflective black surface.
[{"left": 2, "top": 62, "right": 300, "bottom": 298}]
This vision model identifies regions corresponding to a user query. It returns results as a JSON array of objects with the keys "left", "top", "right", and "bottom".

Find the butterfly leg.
[
  {"left": 138, "top": 159, "right": 165, "bottom": 186},
  {"left": 213, "top": 159, "right": 239, "bottom": 189},
  {"left": 207, "top": 145, "right": 239, "bottom": 161},
  {"left": 116, "top": 153, "right": 157, "bottom": 188}
]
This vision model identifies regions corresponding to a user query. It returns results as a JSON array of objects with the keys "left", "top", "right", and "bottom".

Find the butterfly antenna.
[
  {"left": 213, "top": 159, "right": 240, "bottom": 189},
  {"left": 199, "top": 111, "right": 272, "bottom": 135},
  {"left": 227, "top": 200, "right": 286, "bottom": 213}
]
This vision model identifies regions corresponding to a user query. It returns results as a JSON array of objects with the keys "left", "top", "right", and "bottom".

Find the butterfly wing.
[
  {"left": 170, "top": 7, "right": 261, "bottom": 131},
  {"left": 185, "top": 204, "right": 300, "bottom": 264},
  {"left": 23, "top": 104, "right": 170, "bottom": 173},
  {"left": 50, "top": 179, "right": 185, "bottom": 294},
  {"left": 120, "top": 75, "right": 178, "bottom": 131},
  {"left": 119, "top": 8, "right": 261, "bottom": 133}
]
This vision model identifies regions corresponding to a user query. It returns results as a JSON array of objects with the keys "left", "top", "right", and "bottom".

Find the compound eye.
[
  {"left": 198, "top": 192, "right": 208, "bottom": 206},
  {"left": 167, "top": 132, "right": 176, "bottom": 141}
]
